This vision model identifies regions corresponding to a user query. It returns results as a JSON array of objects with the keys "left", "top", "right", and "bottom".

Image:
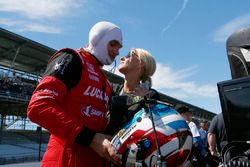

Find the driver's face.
[{"left": 107, "top": 40, "right": 122, "bottom": 62}]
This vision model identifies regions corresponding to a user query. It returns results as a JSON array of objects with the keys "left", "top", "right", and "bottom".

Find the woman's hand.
[{"left": 90, "top": 133, "right": 122, "bottom": 166}]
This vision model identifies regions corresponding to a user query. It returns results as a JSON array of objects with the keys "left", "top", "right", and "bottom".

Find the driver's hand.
[{"left": 90, "top": 133, "right": 122, "bottom": 166}]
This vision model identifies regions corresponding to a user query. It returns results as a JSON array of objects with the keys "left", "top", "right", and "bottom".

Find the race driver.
[{"left": 27, "top": 21, "right": 123, "bottom": 167}]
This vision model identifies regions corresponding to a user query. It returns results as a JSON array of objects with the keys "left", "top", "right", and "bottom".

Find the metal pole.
[
  {"left": 23, "top": 117, "right": 26, "bottom": 130},
  {"left": 0, "top": 114, "right": 4, "bottom": 144},
  {"left": 7, "top": 47, "right": 20, "bottom": 76},
  {"left": 144, "top": 99, "right": 167, "bottom": 167},
  {"left": 37, "top": 126, "right": 42, "bottom": 161}
]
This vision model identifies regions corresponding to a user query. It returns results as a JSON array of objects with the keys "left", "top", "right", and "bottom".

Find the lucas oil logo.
[
  {"left": 83, "top": 86, "right": 109, "bottom": 104},
  {"left": 81, "top": 105, "right": 104, "bottom": 118}
]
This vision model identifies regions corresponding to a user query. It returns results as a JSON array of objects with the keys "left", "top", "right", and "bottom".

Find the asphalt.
[
  {"left": 0, "top": 162, "right": 40, "bottom": 167},
  {"left": 0, "top": 143, "right": 46, "bottom": 165}
]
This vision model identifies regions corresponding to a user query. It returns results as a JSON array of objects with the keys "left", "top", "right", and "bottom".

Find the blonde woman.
[
  {"left": 119, "top": 48, "right": 156, "bottom": 96},
  {"left": 109, "top": 48, "right": 193, "bottom": 167},
  {"left": 107, "top": 48, "right": 159, "bottom": 135}
]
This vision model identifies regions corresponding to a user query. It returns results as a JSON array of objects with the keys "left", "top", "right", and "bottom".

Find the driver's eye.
[{"left": 109, "top": 40, "right": 120, "bottom": 47}]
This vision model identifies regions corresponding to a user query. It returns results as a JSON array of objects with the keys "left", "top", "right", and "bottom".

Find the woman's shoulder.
[{"left": 147, "top": 88, "right": 160, "bottom": 99}]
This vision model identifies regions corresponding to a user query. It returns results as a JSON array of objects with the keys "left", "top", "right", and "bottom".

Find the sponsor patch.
[
  {"left": 81, "top": 105, "right": 105, "bottom": 118},
  {"left": 89, "top": 74, "right": 100, "bottom": 82},
  {"left": 86, "top": 63, "right": 99, "bottom": 76},
  {"left": 83, "top": 86, "right": 109, "bottom": 104},
  {"left": 54, "top": 56, "right": 72, "bottom": 75}
]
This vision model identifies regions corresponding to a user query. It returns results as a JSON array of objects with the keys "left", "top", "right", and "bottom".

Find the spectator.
[
  {"left": 199, "top": 120, "right": 208, "bottom": 149},
  {"left": 207, "top": 113, "right": 228, "bottom": 156},
  {"left": 175, "top": 105, "right": 206, "bottom": 167}
]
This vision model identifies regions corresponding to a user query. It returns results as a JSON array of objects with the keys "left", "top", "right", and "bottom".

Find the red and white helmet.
[{"left": 111, "top": 103, "right": 192, "bottom": 167}]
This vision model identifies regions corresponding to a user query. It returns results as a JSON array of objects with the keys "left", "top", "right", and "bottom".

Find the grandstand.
[{"left": 0, "top": 27, "right": 215, "bottom": 164}]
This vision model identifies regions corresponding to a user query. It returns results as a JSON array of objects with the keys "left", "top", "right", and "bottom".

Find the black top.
[
  {"left": 208, "top": 113, "right": 228, "bottom": 152},
  {"left": 106, "top": 89, "right": 160, "bottom": 135}
]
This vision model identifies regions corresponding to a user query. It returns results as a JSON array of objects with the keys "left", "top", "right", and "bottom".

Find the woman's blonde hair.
[{"left": 131, "top": 48, "right": 156, "bottom": 87}]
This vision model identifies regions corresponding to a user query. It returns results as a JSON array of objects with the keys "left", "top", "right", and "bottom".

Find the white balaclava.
[{"left": 86, "top": 21, "right": 123, "bottom": 65}]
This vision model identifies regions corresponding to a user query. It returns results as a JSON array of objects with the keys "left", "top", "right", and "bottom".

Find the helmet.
[
  {"left": 111, "top": 103, "right": 192, "bottom": 167},
  {"left": 87, "top": 21, "right": 123, "bottom": 65}
]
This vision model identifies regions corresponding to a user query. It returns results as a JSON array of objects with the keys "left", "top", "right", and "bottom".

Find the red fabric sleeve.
[{"left": 27, "top": 76, "right": 84, "bottom": 144}]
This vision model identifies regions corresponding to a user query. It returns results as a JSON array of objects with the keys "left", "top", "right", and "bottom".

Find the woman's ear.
[{"left": 140, "top": 61, "right": 146, "bottom": 75}]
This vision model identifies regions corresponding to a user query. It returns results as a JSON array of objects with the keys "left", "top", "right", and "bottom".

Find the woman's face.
[{"left": 118, "top": 50, "right": 142, "bottom": 74}]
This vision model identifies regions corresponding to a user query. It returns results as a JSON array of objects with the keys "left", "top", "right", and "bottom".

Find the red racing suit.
[{"left": 27, "top": 48, "right": 112, "bottom": 167}]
